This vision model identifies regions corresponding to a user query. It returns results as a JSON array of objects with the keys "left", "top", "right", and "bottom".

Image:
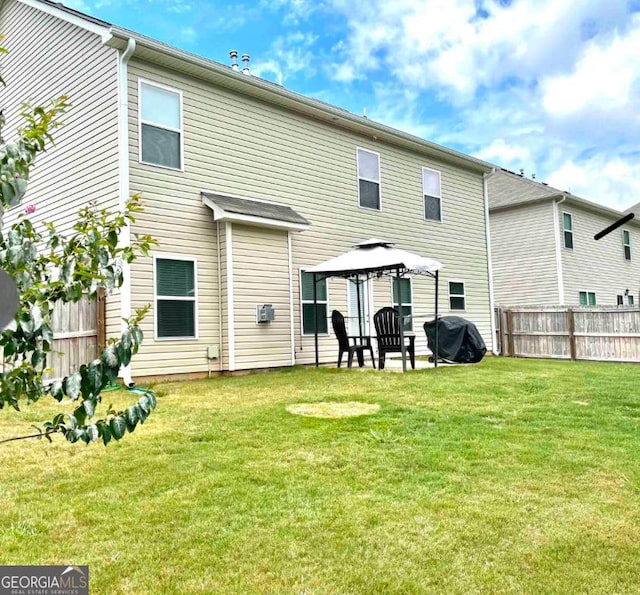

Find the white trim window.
[
  {"left": 422, "top": 167, "right": 442, "bottom": 222},
  {"left": 139, "top": 79, "right": 183, "bottom": 170},
  {"left": 623, "top": 229, "right": 631, "bottom": 261},
  {"left": 392, "top": 277, "right": 413, "bottom": 331},
  {"left": 154, "top": 256, "right": 198, "bottom": 339},
  {"left": 579, "top": 291, "right": 596, "bottom": 306},
  {"left": 300, "top": 270, "right": 328, "bottom": 335},
  {"left": 448, "top": 280, "right": 466, "bottom": 311},
  {"left": 563, "top": 212, "right": 573, "bottom": 249},
  {"left": 617, "top": 294, "right": 624, "bottom": 306},
  {"left": 629, "top": 294, "right": 635, "bottom": 306},
  {"left": 357, "top": 148, "right": 381, "bottom": 210}
]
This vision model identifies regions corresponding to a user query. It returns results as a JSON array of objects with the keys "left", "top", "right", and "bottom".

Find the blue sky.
[{"left": 68, "top": 0, "right": 640, "bottom": 210}]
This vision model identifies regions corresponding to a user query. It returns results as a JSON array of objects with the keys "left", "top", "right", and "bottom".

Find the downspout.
[
  {"left": 552, "top": 195, "right": 567, "bottom": 305},
  {"left": 118, "top": 38, "right": 136, "bottom": 387},
  {"left": 217, "top": 221, "right": 224, "bottom": 371},
  {"left": 483, "top": 170, "right": 497, "bottom": 354},
  {"left": 287, "top": 232, "right": 295, "bottom": 366}
]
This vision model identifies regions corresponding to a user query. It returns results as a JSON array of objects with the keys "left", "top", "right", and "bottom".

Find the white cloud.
[
  {"left": 542, "top": 13, "right": 640, "bottom": 116},
  {"left": 323, "top": 0, "right": 631, "bottom": 100},
  {"left": 252, "top": 31, "right": 318, "bottom": 84},
  {"left": 547, "top": 156, "right": 640, "bottom": 210},
  {"left": 178, "top": 26, "right": 197, "bottom": 43}
]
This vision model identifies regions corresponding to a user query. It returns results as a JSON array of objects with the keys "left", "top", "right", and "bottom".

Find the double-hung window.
[
  {"left": 579, "top": 291, "right": 596, "bottom": 306},
  {"left": 629, "top": 294, "right": 635, "bottom": 306},
  {"left": 422, "top": 168, "right": 442, "bottom": 222},
  {"left": 623, "top": 230, "right": 631, "bottom": 261},
  {"left": 357, "top": 148, "right": 381, "bottom": 210},
  {"left": 449, "top": 281, "right": 466, "bottom": 310},
  {"left": 563, "top": 213, "right": 573, "bottom": 249},
  {"left": 140, "top": 80, "right": 182, "bottom": 170},
  {"left": 392, "top": 278, "right": 413, "bottom": 331},
  {"left": 300, "top": 270, "right": 328, "bottom": 334},
  {"left": 155, "top": 257, "right": 197, "bottom": 339}
]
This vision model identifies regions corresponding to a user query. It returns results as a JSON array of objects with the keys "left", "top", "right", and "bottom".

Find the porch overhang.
[{"left": 202, "top": 192, "right": 311, "bottom": 232}]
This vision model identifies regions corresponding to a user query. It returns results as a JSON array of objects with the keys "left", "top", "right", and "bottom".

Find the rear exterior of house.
[
  {"left": 1, "top": 0, "right": 496, "bottom": 378},
  {"left": 489, "top": 169, "right": 640, "bottom": 308}
]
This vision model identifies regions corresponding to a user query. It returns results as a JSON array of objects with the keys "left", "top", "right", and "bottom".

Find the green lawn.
[{"left": 1, "top": 358, "right": 640, "bottom": 594}]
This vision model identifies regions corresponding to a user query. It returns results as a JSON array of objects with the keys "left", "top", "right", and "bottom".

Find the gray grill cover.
[{"left": 424, "top": 316, "right": 486, "bottom": 364}]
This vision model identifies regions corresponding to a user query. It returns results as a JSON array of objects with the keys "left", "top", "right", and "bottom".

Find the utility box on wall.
[{"left": 256, "top": 304, "right": 275, "bottom": 324}]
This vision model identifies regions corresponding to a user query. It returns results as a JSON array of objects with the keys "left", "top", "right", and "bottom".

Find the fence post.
[
  {"left": 567, "top": 308, "right": 576, "bottom": 360},
  {"left": 506, "top": 309, "right": 515, "bottom": 357},
  {"left": 97, "top": 288, "right": 106, "bottom": 353},
  {"left": 498, "top": 307, "right": 506, "bottom": 356}
]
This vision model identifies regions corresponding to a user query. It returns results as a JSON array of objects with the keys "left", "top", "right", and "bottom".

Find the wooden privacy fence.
[
  {"left": 46, "top": 291, "right": 105, "bottom": 379},
  {"left": 497, "top": 306, "right": 640, "bottom": 363}
]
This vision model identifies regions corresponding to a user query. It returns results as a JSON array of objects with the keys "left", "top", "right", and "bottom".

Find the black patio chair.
[
  {"left": 373, "top": 307, "right": 415, "bottom": 370},
  {"left": 331, "top": 310, "right": 376, "bottom": 368}
]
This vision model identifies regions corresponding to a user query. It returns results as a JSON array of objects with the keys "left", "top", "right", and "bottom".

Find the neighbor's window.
[
  {"left": 623, "top": 230, "right": 631, "bottom": 260},
  {"left": 422, "top": 167, "right": 442, "bottom": 222},
  {"left": 155, "top": 257, "right": 197, "bottom": 338},
  {"left": 449, "top": 281, "right": 466, "bottom": 310},
  {"left": 357, "top": 148, "right": 381, "bottom": 210},
  {"left": 617, "top": 294, "right": 624, "bottom": 306},
  {"left": 392, "top": 277, "right": 413, "bottom": 331},
  {"left": 579, "top": 291, "right": 596, "bottom": 306},
  {"left": 301, "top": 270, "right": 328, "bottom": 334},
  {"left": 140, "top": 80, "right": 182, "bottom": 169},
  {"left": 629, "top": 294, "right": 635, "bottom": 306},
  {"left": 563, "top": 212, "right": 573, "bottom": 249}
]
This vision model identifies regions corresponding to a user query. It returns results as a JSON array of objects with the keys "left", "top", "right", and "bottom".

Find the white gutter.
[
  {"left": 483, "top": 171, "right": 497, "bottom": 354},
  {"left": 118, "top": 38, "right": 136, "bottom": 386},
  {"left": 552, "top": 195, "right": 567, "bottom": 305}
]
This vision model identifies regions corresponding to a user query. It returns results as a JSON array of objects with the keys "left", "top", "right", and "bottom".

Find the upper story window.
[
  {"left": 139, "top": 80, "right": 183, "bottom": 170},
  {"left": 357, "top": 148, "right": 381, "bottom": 210},
  {"left": 623, "top": 230, "right": 631, "bottom": 261},
  {"left": 422, "top": 168, "right": 442, "bottom": 222},
  {"left": 563, "top": 212, "right": 573, "bottom": 249}
]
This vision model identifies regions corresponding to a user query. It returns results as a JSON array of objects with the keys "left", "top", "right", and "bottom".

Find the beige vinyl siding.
[
  {"left": 490, "top": 202, "right": 559, "bottom": 306},
  {"left": 232, "top": 224, "right": 292, "bottom": 369},
  {"left": 559, "top": 206, "right": 640, "bottom": 306},
  {"left": 0, "top": 1, "right": 121, "bottom": 338},
  {"left": 127, "top": 58, "right": 492, "bottom": 373}
]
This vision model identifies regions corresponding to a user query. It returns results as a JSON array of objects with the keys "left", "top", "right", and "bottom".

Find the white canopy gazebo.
[{"left": 306, "top": 239, "right": 444, "bottom": 372}]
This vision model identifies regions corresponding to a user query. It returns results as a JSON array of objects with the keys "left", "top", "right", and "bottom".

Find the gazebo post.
[
  {"left": 434, "top": 269, "right": 439, "bottom": 368},
  {"left": 397, "top": 266, "right": 407, "bottom": 373},
  {"left": 313, "top": 273, "right": 319, "bottom": 367},
  {"left": 355, "top": 276, "right": 363, "bottom": 340}
]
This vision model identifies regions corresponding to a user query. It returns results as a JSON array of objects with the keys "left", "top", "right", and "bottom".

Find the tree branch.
[{"left": 0, "top": 430, "right": 58, "bottom": 445}]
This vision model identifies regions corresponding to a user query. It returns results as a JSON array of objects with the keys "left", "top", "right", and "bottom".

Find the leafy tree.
[{"left": 0, "top": 40, "right": 156, "bottom": 445}]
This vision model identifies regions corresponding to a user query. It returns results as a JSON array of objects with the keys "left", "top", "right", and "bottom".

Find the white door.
[{"left": 347, "top": 278, "right": 371, "bottom": 336}]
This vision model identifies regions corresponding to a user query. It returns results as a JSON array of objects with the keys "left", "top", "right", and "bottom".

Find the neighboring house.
[
  {"left": 0, "top": 0, "right": 496, "bottom": 378},
  {"left": 488, "top": 168, "right": 640, "bottom": 308}
]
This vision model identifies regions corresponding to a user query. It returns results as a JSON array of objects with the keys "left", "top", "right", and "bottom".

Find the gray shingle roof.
[
  {"left": 201, "top": 192, "right": 310, "bottom": 226},
  {"left": 487, "top": 169, "right": 560, "bottom": 209}
]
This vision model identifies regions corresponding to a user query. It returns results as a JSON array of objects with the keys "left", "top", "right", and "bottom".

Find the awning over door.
[{"left": 202, "top": 192, "right": 311, "bottom": 232}]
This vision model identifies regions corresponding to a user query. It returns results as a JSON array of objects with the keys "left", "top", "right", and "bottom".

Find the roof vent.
[
  {"left": 229, "top": 50, "right": 239, "bottom": 71},
  {"left": 242, "top": 53, "right": 250, "bottom": 75}
]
